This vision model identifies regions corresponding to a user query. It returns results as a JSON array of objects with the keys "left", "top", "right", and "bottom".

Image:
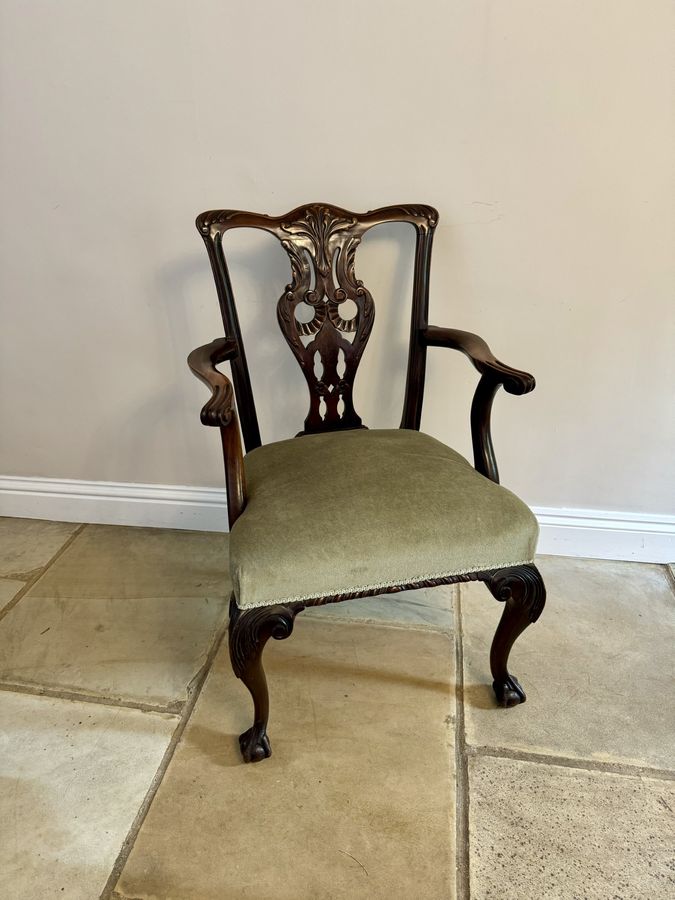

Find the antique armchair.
[{"left": 188, "top": 203, "right": 546, "bottom": 763}]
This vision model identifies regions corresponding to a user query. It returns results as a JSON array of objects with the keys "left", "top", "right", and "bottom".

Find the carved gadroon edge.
[
  {"left": 233, "top": 568, "right": 508, "bottom": 611},
  {"left": 485, "top": 565, "right": 546, "bottom": 623},
  {"left": 228, "top": 597, "right": 306, "bottom": 679},
  {"left": 226, "top": 566, "right": 543, "bottom": 620}
]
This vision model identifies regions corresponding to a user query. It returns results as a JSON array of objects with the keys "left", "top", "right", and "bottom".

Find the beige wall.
[{"left": 1, "top": 0, "right": 673, "bottom": 515}]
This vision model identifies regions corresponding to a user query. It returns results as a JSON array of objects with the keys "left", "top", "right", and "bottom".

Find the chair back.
[{"left": 197, "top": 203, "right": 438, "bottom": 450}]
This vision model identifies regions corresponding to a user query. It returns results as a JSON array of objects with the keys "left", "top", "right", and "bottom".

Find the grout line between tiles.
[
  {"left": 665, "top": 563, "right": 675, "bottom": 595},
  {"left": 303, "top": 610, "right": 453, "bottom": 635},
  {"left": 467, "top": 744, "right": 675, "bottom": 781},
  {"left": 99, "top": 612, "right": 230, "bottom": 900},
  {"left": 0, "top": 680, "right": 183, "bottom": 716},
  {"left": 453, "top": 587, "right": 471, "bottom": 900},
  {"left": 312, "top": 616, "right": 453, "bottom": 634},
  {"left": 0, "top": 523, "right": 87, "bottom": 621}
]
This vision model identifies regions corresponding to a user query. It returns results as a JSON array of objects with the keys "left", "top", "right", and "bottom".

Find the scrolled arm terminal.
[
  {"left": 187, "top": 337, "right": 247, "bottom": 526},
  {"left": 421, "top": 326, "right": 536, "bottom": 483},
  {"left": 187, "top": 338, "right": 239, "bottom": 427}
]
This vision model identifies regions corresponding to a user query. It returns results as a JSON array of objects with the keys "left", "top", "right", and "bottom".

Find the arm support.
[
  {"left": 422, "top": 327, "right": 535, "bottom": 395},
  {"left": 187, "top": 337, "right": 247, "bottom": 526},
  {"left": 421, "top": 327, "right": 536, "bottom": 483}
]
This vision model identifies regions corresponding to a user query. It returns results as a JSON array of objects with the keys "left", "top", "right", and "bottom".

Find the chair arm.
[
  {"left": 421, "top": 326, "right": 536, "bottom": 484},
  {"left": 187, "top": 337, "right": 247, "bottom": 526},
  {"left": 422, "top": 326, "right": 535, "bottom": 395},
  {"left": 187, "top": 338, "right": 239, "bottom": 427}
]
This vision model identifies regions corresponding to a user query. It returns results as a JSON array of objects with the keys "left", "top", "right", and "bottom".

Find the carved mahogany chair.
[{"left": 189, "top": 203, "right": 546, "bottom": 763}]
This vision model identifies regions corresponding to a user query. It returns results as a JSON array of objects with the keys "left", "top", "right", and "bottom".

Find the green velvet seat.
[{"left": 230, "top": 428, "right": 538, "bottom": 609}]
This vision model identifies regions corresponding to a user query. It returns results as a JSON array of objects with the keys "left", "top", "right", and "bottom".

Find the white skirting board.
[{"left": 0, "top": 475, "right": 673, "bottom": 564}]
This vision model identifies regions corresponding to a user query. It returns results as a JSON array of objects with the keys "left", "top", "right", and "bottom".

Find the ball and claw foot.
[
  {"left": 239, "top": 724, "right": 271, "bottom": 763},
  {"left": 493, "top": 674, "right": 526, "bottom": 708}
]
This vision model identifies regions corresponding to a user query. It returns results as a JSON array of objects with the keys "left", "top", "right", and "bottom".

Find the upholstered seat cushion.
[{"left": 229, "top": 428, "right": 538, "bottom": 609}]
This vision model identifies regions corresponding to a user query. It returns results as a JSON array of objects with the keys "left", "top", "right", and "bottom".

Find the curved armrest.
[
  {"left": 187, "top": 338, "right": 239, "bottom": 427},
  {"left": 422, "top": 326, "right": 535, "bottom": 395},
  {"left": 421, "top": 326, "right": 536, "bottom": 484},
  {"left": 187, "top": 337, "right": 247, "bottom": 526}
]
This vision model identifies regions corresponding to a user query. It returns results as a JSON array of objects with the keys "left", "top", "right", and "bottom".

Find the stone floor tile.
[
  {"left": 0, "top": 517, "right": 80, "bottom": 579},
  {"left": 461, "top": 556, "right": 675, "bottom": 769},
  {"left": 0, "top": 594, "right": 227, "bottom": 708},
  {"left": 0, "top": 578, "right": 25, "bottom": 610},
  {"left": 0, "top": 524, "right": 231, "bottom": 707},
  {"left": 28, "top": 523, "right": 231, "bottom": 601},
  {"left": 0, "top": 690, "right": 177, "bottom": 900},
  {"left": 116, "top": 618, "right": 455, "bottom": 900},
  {"left": 468, "top": 754, "right": 675, "bottom": 899},
  {"left": 308, "top": 583, "right": 455, "bottom": 630}
]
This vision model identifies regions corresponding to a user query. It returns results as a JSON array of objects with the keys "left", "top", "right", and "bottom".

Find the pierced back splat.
[
  {"left": 197, "top": 203, "right": 438, "bottom": 449},
  {"left": 276, "top": 207, "right": 373, "bottom": 434}
]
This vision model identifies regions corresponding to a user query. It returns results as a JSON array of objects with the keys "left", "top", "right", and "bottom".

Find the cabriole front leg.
[
  {"left": 485, "top": 565, "right": 546, "bottom": 707},
  {"left": 228, "top": 597, "right": 304, "bottom": 762}
]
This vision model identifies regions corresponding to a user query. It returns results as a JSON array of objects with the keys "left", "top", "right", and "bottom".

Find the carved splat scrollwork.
[{"left": 274, "top": 206, "right": 374, "bottom": 433}]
